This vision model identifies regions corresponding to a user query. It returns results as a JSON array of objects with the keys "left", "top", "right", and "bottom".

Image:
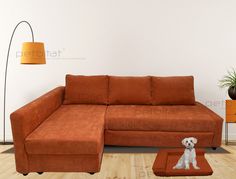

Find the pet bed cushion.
[{"left": 152, "top": 149, "right": 213, "bottom": 176}]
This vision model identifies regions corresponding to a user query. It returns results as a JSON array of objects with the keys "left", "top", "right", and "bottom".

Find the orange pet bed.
[{"left": 152, "top": 149, "right": 213, "bottom": 176}]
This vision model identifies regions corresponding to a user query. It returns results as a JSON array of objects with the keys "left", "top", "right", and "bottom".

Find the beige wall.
[{"left": 0, "top": 0, "right": 235, "bottom": 141}]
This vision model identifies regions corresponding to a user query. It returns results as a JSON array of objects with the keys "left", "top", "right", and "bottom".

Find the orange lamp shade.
[{"left": 20, "top": 42, "right": 46, "bottom": 64}]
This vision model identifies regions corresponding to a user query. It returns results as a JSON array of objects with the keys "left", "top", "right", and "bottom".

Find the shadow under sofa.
[{"left": 10, "top": 75, "right": 223, "bottom": 175}]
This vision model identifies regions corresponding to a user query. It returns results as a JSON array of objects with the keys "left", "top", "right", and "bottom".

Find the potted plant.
[{"left": 219, "top": 68, "right": 236, "bottom": 99}]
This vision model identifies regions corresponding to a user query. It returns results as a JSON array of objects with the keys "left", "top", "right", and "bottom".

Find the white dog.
[{"left": 173, "top": 137, "right": 200, "bottom": 170}]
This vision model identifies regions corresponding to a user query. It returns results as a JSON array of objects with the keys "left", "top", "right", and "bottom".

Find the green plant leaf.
[{"left": 219, "top": 68, "right": 236, "bottom": 88}]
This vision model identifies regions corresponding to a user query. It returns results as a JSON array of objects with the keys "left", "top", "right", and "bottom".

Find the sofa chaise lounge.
[{"left": 10, "top": 75, "right": 223, "bottom": 175}]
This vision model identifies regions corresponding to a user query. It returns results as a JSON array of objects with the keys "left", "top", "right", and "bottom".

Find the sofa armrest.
[
  {"left": 10, "top": 86, "right": 64, "bottom": 173},
  {"left": 196, "top": 102, "right": 223, "bottom": 147}
]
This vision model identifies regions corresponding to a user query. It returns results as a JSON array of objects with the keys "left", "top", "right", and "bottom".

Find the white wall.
[{"left": 0, "top": 0, "right": 235, "bottom": 142}]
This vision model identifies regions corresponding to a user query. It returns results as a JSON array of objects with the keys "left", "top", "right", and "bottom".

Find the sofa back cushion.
[
  {"left": 63, "top": 75, "right": 108, "bottom": 104},
  {"left": 152, "top": 76, "right": 195, "bottom": 105},
  {"left": 108, "top": 76, "right": 152, "bottom": 104}
]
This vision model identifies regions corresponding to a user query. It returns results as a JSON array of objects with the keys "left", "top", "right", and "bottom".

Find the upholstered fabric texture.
[
  {"left": 196, "top": 102, "right": 223, "bottom": 147},
  {"left": 152, "top": 76, "right": 195, "bottom": 105},
  {"left": 28, "top": 153, "right": 103, "bottom": 172},
  {"left": 10, "top": 75, "right": 223, "bottom": 174},
  {"left": 108, "top": 76, "right": 152, "bottom": 104},
  {"left": 105, "top": 130, "right": 214, "bottom": 147},
  {"left": 10, "top": 87, "right": 65, "bottom": 173},
  {"left": 25, "top": 105, "right": 106, "bottom": 155},
  {"left": 64, "top": 75, "right": 108, "bottom": 104},
  {"left": 105, "top": 102, "right": 216, "bottom": 132}
]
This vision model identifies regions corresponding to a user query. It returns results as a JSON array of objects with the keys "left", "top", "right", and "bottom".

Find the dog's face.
[{"left": 182, "top": 137, "right": 197, "bottom": 149}]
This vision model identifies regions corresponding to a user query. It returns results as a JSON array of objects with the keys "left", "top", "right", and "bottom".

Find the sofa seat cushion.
[
  {"left": 105, "top": 103, "right": 216, "bottom": 132},
  {"left": 25, "top": 105, "right": 107, "bottom": 155}
]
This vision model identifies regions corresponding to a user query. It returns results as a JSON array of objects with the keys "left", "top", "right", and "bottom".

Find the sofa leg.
[
  {"left": 37, "top": 172, "right": 43, "bottom": 175},
  {"left": 212, "top": 147, "right": 217, "bottom": 150},
  {"left": 22, "top": 173, "right": 28, "bottom": 176},
  {"left": 89, "top": 172, "right": 95, "bottom": 175}
]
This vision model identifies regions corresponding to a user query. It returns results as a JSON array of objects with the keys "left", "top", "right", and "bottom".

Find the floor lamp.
[{"left": 2, "top": 21, "right": 46, "bottom": 144}]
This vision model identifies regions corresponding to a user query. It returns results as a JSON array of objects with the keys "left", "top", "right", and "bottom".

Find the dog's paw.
[
  {"left": 194, "top": 166, "right": 200, "bottom": 170},
  {"left": 173, "top": 165, "right": 182, "bottom": 169},
  {"left": 185, "top": 166, "right": 190, "bottom": 170},
  {"left": 173, "top": 166, "right": 177, "bottom": 169}
]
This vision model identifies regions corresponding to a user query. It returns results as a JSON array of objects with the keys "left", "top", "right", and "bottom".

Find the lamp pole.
[{"left": 3, "top": 21, "right": 34, "bottom": 144}]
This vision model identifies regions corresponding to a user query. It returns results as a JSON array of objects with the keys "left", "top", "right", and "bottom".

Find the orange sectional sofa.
[{"left": 10, "top": 75, "right": 223, "bottom": 175}]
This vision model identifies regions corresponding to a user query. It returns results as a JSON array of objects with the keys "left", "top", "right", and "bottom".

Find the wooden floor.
[{"left": 0, "top": 144, "right": 236, "bottom": 179}]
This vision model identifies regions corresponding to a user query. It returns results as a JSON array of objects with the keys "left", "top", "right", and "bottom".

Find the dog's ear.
[
  {"left": 192, "top": 137, "right": 197, "bottom": 144},
  {"left": 181, "top": 138, "right": 187, "bottom": 146}
]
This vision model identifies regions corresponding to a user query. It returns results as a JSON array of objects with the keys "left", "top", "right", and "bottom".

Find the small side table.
[{"left": 225, "top": 100, "right": 236, "bottom": 145}]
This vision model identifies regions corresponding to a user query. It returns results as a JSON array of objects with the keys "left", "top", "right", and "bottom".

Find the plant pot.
[{"left": 228, "top": 86, "right": 236, "bottom": 100}]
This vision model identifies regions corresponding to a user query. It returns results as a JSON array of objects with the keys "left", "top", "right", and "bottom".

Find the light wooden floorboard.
[{"left": 0, "top": 144, "right": 236, "bottom": 179}]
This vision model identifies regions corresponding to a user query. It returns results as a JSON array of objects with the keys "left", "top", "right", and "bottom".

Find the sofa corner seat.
[{"left": 11, "top": 86, "right": 106, "bottom": 174}]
